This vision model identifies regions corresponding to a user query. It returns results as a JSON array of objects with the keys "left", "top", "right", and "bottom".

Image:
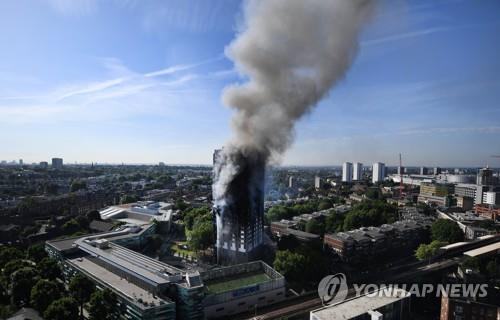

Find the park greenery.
[
  {"left": 0, "top": 244, "right": 117, "bottom": 319},
  {"left": 181, "top": 206, "right": 214, "bottom": 253},
  {"left": 431, "top": 219, "right": 464, "bottom": 243}
]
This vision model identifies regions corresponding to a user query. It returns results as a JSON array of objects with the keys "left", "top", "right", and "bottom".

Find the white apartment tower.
[
  {"left": 353, "top": 162, "right": 363, "bottom": 181},
  {"left": 372, "top": 162, "right": 386, "bottom": 184},
  {"left": 342, "top": 162, "right": 353, "bottom": 182}
]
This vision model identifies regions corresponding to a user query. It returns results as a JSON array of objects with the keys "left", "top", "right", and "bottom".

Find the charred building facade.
[{"left": 213, "top": 149, "right": 265, "bottom": 265}]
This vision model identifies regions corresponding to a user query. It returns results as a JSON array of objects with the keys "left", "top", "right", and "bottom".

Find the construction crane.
[{"left": 399, "top": 153, "right": 404, "bottom": 200}]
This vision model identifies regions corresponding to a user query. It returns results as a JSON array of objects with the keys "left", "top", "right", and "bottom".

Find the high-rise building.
[
  {"left": 288, "top": 176, "right": 295, "bottom": 188},
  {"left": 477, "top": 166, "right": 494, "bottom": 186},
  {"left": 397, "top": 166, "right": 405, "bottom": 175},
  {"left": 19, "top": 159, "right": 23, "bottom": 166},
  {"left": 342, "top": 162, "right": 353, "bottom": 182},
  {"left": 484, "top": 191, "right": 499, "bottom": 205},
  {"left": 314, "top": 176, "right": 322, "bottom": 189},
  {"left": 372, "top": 162, "right": 385, "bottom": 184},
  {"left": 434, "top": 167, "right": 442, "bottom": 175},
  {"left": 353, "top": 162, "right": 362, "bottom": 181},
  {"left": 212, "top": 149, "right": 265, "bottom": 265},
  {"left": 51, "top": 158, "right": 63, "bottom": 169},
  {"left": 39, "top": 161, "right": 49, "bottom": 169},
  {"left": 420, "top": 166, "right": 428, "bottom": 175}
]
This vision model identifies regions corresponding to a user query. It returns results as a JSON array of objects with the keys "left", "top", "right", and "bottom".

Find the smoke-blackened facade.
[{"left": 213, "top": 149, "right": 265, "bottom": 265}]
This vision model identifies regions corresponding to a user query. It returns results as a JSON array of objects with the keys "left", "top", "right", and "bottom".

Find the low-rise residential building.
[
  {"left": 475, "top": 204, "right": 500, "bottom": 221},
  {"left": 324, "top": 219, "right": 431, "bottom": 262}
]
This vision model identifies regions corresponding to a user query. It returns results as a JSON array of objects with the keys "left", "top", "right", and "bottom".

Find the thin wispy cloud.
[
  {"left": 46, "top": 0, "right": 97, "bottom": 16},
  {"left": 362, "top": 27, "right": 451, "bottom": 46},
  {"left": 0, "top": 56, "right": 228, "bottom": 124}
]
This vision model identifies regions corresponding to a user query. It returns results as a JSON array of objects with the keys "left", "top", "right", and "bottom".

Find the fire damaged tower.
[{"left": 213, "top": 149, "right": 265, "bottom": 265}]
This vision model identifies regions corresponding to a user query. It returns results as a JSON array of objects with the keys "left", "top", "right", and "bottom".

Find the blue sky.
[{"left": 1, "top": 0, "right": 499, "bottom": 167}]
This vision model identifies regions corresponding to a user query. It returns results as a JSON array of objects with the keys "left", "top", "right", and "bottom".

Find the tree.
[
  {"left": 366, "top": 187, "right": 381, "bottom": 200},
  {"left": 69, "top": 274, "right": 95, "bottom": 319},
  {"left": 305, "top": 219, "right": 324, "bottom": 235},
  {"left": 462, "top": 256, "right": 481, "bottom": 271},
  {"left": 318, "top": 199, "right": 333, "bottom": 211},
  {"left": 189, "top": 221, "right": 214, "bottom": 252},
  {"left": 62, "top": 219, "right": 83, "bottom": 235},
  {"left": 485, "top": 260, "right": 499, "bottom": 278},
  {"left": 87, "top": 210, "right": 101, "bottom": 221},
  {"left": 38, "top": 257, "right": 62, "bottom": 280},
  {"left": 10, "top": 267, "right": 39, "bottom": 306},
  {"left": 44, "top": 297, "right": 79, "bottom": 320},
  {"left": 273, "top": 250, "right": 307, "bottom": 282},
  {"left": 27, "top": 243, "right": 47, "bottom": 263},
  {"left": 277, "top": 234, "right": 300, "bottom": 251},
  {"left": 431, "top": 219, "right": 464, "bottom": 243},
  {"left": 88, "top": 289, "right": 118, "bottom": 320},
  {"left": 325, "top": 211, "right": 346, "bottom": 233},
  {"left": 3, "top": 259, "right": 33, "bottom": 280},
  {"left": 120, "top": 194, "right": 137, "bottom": 204},
  {"left": 0, "top": 247, "right": 23, "bottom": 268},
  {"left": 31, "top": 279, "right": 63, "bottom": 313},
  {"left": 70, "top": 180, "right": 87, "bottom": 192},
  {"left": 415, "top": 240, "right": 447, "bottom": 261},
  {"left": 342, "top": 200, "right": 397, "bottom": 231}
]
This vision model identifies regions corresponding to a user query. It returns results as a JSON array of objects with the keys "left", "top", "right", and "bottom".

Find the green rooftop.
[{"left": 205, "top": 272, "right": 271, "bottom": 294}]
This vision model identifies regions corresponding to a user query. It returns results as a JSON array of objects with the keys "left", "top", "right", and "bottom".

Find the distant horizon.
[{"left": 2, "top": 158, "right": 498, "bottom": 170}]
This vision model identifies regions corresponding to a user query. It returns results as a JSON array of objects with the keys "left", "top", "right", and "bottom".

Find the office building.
[
  {"left": 420, "top": 166, "right": 428, "bottom": 175},
  {"left": 39, "top": 161, "right": 49, "bottom": 169},
  {"left": 372, "top": 162, "right": 385, "bottom": 184},
  {"left": 51, "top": 157, "right": 63, "bottom": 169},
  {"left": 440, "top": 296, "right": 499, "bottom": 320},
  {"left": 456, "top": 196, "right": 474, "bottom": 211},
  {"left": 46, "top": 223, "right": 285, "bottom": 320},
  {"left": 353, "top": 162, "right": 362, "bottom": 181},
  {"left": 434, "top": 167, "right": 442, "bottom": 175},
  {"left": 315, "top": 176, "right": 322, "bottom": 189},
  {"left": 342, "top": 162, "right": 353, "bottom": 182},
  {"left": 484, "top": 191, "right": 499, "bottom": 205},
  {"left": 288, "top": 176, "right": 296, "bottom": 188},
  {"left": 310, "top": 288, "right": 411, "bottom": 320},
  {"left": 418, "top": 182, "right": 453, "bottom": 207},
  {"left": 477, "top": 166, "right": 494, "bottom": 186}
]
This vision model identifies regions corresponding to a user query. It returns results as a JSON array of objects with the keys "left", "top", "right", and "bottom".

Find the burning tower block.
[{"left": 213, "top": 149, "right": 265, "bottom": 265}]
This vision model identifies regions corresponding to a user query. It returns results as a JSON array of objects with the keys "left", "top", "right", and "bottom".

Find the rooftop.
[
  {"left": 70, "top": 256, "right": 170, "bottom": 308},
  {"left": 311, "top": 288, "right": 410, "bottom": 320},
  {"left": 464, "top": 242, "right": 500, "bottom": 257},
  {"left": 205, "top": 271, "right": 271, "bottom": 294}
]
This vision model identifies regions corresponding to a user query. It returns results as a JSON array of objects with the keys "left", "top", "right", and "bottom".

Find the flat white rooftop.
[
  {"left": 464, "top": 242, "right": 500, "bottom": 257},
  {"left": 310, "top": 288, "right": 409, "bottom": 320},
  {"left": 70, "top": 257, "right": 169, "bottom": 308}
]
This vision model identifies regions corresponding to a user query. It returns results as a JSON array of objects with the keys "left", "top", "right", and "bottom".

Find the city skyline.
[{"left": 1, "top": 0, "right": 500, "bottom": 166}]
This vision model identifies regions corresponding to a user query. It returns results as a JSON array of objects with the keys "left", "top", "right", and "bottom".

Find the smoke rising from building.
[{"left": 213, "top": 0, "right": 375, "bottom": 263}]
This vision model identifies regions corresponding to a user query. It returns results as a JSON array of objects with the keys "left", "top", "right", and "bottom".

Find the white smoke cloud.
[{"left": 214, "top": 0, "right": 375, "bottom": 202}]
